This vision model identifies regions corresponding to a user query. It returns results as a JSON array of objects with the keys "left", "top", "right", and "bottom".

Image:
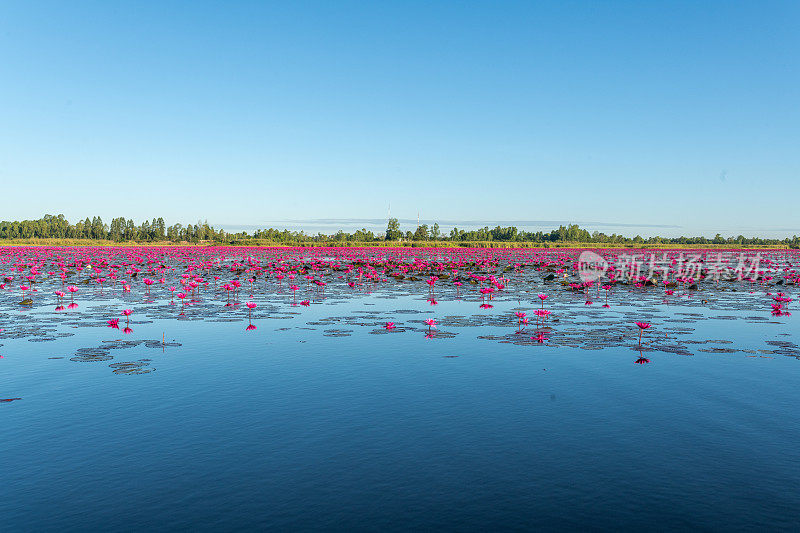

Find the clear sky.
[{"left": 1, "top": 1, "right": 798, "bottom": 237}]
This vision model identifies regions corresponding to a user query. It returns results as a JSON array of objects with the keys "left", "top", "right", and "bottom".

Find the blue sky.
[{"left": 1, "top": 1, "right": 798, "bottom": 237}]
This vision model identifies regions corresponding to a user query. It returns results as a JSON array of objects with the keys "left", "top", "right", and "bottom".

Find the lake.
[{"left": 2, "top": 246, "right": 799, "bottom": 531}]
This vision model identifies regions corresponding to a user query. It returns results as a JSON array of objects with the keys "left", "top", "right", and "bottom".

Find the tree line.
[
  {"left": 385, "top": 219, "right": 800, "bottom": 247},
  {"left": 0, "top": 214, "right": 230, "bottom": 243},
  {"left": 0, "top": 214, "right": 799, "bottom": 247}
]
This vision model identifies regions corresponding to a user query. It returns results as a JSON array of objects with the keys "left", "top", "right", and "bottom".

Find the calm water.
[{"left": 3, "top": 253, "right": 800, "bottom": 531}]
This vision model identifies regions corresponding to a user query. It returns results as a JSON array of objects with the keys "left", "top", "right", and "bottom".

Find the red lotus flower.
[{"left": 635, "top": 322, "right": 651, "bottom": 345}]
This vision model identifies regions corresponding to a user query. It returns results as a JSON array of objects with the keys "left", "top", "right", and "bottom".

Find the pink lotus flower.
[
  {"left": 385, "top": 322, "right": 396, "bottom": 330},
  {"left": 635, "top": 322, "right": 651, "bottom": 345}
]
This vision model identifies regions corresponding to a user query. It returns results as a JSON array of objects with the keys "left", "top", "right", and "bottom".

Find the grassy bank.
[{"left": 0, "top": 238, "right": 790, "bottom": 249}]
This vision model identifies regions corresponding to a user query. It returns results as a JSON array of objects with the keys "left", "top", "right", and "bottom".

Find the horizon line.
[{"left": 244, "top": 219, "right": 682, "bottom": 229}]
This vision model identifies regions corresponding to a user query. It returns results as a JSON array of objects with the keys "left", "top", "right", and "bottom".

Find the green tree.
[{"left": 385, "top": 218, "right": 401, "bottom": 240}]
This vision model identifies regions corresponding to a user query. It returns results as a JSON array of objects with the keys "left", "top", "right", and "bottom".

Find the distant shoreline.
[{"left": 0, "top": 238, "right": 789, "bottom": 250}]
